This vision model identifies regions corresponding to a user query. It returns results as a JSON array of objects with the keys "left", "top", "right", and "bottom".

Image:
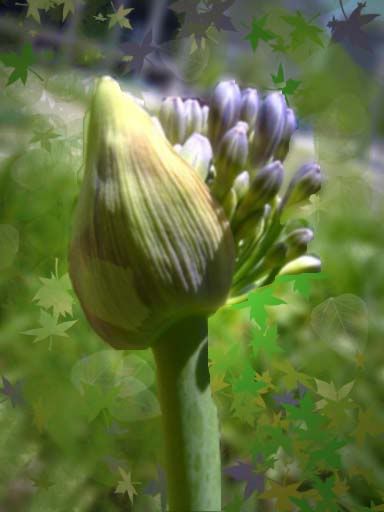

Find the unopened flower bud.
[
  {"left": 250, "top": 92, "right": 286, "bottom": 167},
  {"left": 69, "top": 76, "right": 235, "bottom": 350},
  {"left": 201, "top": 105, "right": 209, "bottom": 135},
  {"left": 179, "top": 133, "right": 213, "bottom": 182},
  {"left": 159, "top": 96, "right": 187, "bottom": 144},
  {"left": 264, "top": 241, "right": 288, "bottom": 268},
  {"left": 233, "top": 207, "right": 264, "bottom": 242},
  {"left": 234, "top": 161, "right": 283, "bottom": 223},
  {"left": 208, "top": 80, "right": 242, "bottom": 150},
  {"left": 274, "top": 108, "right": 297, "bottom": 162},
  {"left": 233, "top": 170, "right": 250, "bottom": 203},
  {"left": 282, "top": 163, "right": 322, "bottom": 209},
  {"left": 283, "top": 228, "right": 314, "bottom": 259},
  {"left": 184, "top": 99, "right": 203, "bottom": 140},
  {"left": 240, "top": 88, "right": 259, "bottom": 127},
  {"left": 211, "top": 121, "right": 249, "bottom": 200},
  {"left": 221, "top": 188, "right": 237, "bottom": 221},
  {"left": 278, "top": 255, "right": 321, "bottom": 276}
]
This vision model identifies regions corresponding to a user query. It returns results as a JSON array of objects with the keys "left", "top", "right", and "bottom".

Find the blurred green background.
[{"left": 0, "top": 1, "right": 383, "bottom": 511}]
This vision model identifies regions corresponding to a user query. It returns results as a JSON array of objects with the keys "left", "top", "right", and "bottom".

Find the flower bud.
[
  {"left": 201, "top": 105, "right": 209, "bottom": 135},
  {"left": 234, "top": 161, "right": 283, "bottom": 223},
  {"left": 278, "top": 255, "right": 321, "bottom": 276},
  {"left": 69, "top": 76, "right": 235, "bottom": 350},
  {"left": 264, "top": 242, "right": 288, "bottom": 269},
  {"left": 283, "top": 228, "right": 314, "bottom": 260},
  {"left": 158, "top": 96, "right": 187, "bottom": 145},
  {"left": 282, "top": 163, "right": 322, "bottom": 209},
  {"left": 240, "top": 88, "right": 259, "bottom": 127},
  {"left": 184, "top": 99, "right": 203, "bottom": 140},
  {"left": 208, "top": 80, "right": 242, "bottom": 150},
  {"left": 221, "top": 187, "right": 237, "bottom": 221},
  {"left": 233, "top": 170, "right": 250, "bottom": 203},
  {"left": 233, "top": 207, "right": 264, "bottom": 242},
  {"left": 211, "top": 121, "right": 249, "bottom": 200},
  {"left": 179, "top": 133, "right": 213, "bottom": 182},
  {"left": 250, "top": 92, "right": 286, "bottom": 167},
  {"left": 274, "top": 108, "right": 297, "bottom": 162}
]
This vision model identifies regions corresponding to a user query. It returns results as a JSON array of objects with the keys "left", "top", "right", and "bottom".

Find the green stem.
[{"left": 151, "top": 316, "right": 221, "bottom": 512}]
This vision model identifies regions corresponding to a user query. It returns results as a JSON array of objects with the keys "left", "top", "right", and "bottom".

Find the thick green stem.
[{"left": 151, "top": 315, "right": 221, "bottom": 512}]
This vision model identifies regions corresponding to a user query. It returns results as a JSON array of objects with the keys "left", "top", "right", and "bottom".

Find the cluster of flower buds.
[
  {"left": 154, "top": 80, "right": 322, "bottom": 300},
  {"left": 68, "top": 77, "right": 322, "bottom": 353}
]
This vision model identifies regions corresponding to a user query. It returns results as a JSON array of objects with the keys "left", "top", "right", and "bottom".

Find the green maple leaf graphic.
[
  {"left": 281, "top": 10, "right": 324, "bottom": 49},
  {"left": 33, "top": 268, "right": 74, "bottom": 318},
  {"left": 61, "top": 0, "right": 76, "bottom": 21},
  {"left": 230, "top": 360, "right": 267, "bottom": 394},
  {"left": 30, "top": 126, "right": 60, "bottom": 152},
  {"left": 108, "top": 5, "right": 134, "bottom": 29},
  {"left": 115, "top": 467, "right": 140, "bottom": 503},
  {"left": 272, "top": 63, "right": 285, "bottom": 84},
  {"left": 22, "top": 310, "right": 77, "bottom": 349},
  {"left": 249, "top": 323, "right": 284, "bottom": 358},
  {"left": 275, "top": 271, "right": 326, "bottom": 298},
  {"left": 0, "top": 43, "right": 39, "bottom": 86},
  {"left": 244, "top": 16, "right": 278, "bottom": 51},
  {"left": 247, "top": 286, "right": 286, "bottom": 329}
]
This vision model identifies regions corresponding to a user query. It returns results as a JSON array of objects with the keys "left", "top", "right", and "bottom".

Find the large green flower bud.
[{"left": 68, "top": 77, "right": 235, "bottom": 350}]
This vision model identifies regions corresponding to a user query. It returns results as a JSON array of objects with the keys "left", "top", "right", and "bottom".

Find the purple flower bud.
[
  {"left": 235, "top": 161, "right": 283, "bottom": 223},
  {"left": 211, "top": 121, "right": 249, "bottom": 200},
  {"left": 283, "top": 228, "right": 314, "bottom": 259},
  {"left": 282, "top": 162, "right": 322, "bottom": 209},
  {"left": 184, "top": 99, "right": 204, "bottom": 140},
  {"left": 208, "top": 80, "right": 242, "bottom": 150},
  {"left": 274, "top": 108, "right": 297, "bottom": 162},
  {"left": 158, "top": 96, "right": 187, "bottom": 145},
  {"left": 240, "top": 88, "right": 259, "bottom": 127},
  {"left": 179, "top": 133, "right": 213, "bottom": 182},
  {"left": 250, "top": 92, "right": 286, "bottom": 167},
  {"left": 233, "top": 170, "right": 250, "bottom": 202}
]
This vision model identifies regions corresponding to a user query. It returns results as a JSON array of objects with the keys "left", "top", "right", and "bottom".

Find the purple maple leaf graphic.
[
  {"left": 223, "top": 459, "right": 265, "bottom": 499},
  {"left": 327, "top": 1, "right": 380, "bottom": 53},
  {"left": 120, "top": 30, "right": 159, "bottom": 74},
  {"left": 0, "top": 376, "right": 25, "bottom": 408},
  {"left": 143, "top": 463, "right": 167, "bottom": 512},
  {"left": 170, "top": 0, "right": 237, "bottom": 47}
]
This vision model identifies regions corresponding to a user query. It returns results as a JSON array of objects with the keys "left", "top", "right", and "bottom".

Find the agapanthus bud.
[
  {"left": 201, "top": 105, "right": 209, "bottom": 135},
  {"left": 221, "top": 187, "right": 237, "bottom": 221},
  {"left": 211, "top": 121, "right": 249, "bottom": 200},
  {"left": 240, "top": 88, "right": 259, "bottom": 127},
  {"left": 179, "top": 133, "right": 213, "bottom": 182},
  {"left": 68, "top": 77, "right": 235, "bottom": 350},
  {"left": 184, "top": 99, "right": 203, "bottom": 140},
  {"left": 264, "top": 242, "right": 288, "bottom": 268},
  {"left": 233, "top": 207, "right": 264, "bottom": 242},
  {"left": 234, "top": 161, "right": 283, "bottom": 223},
  {"left": 233, "top": 170, "right": 250, "bottom": 202},
  {"left": 283, "top": 228, "right": 314, "bottom": 259},
  {"left": 274, "top": 108, "right": 297, "bottom": 162},
  {"left": 158, "top": 96, "right": 187, "bottom": 145},
  {"left": 208, "top": 80, "right": 242, "bottom": 150},
  {"left": 278, "top": 255, "right": 321, "bottom": 276},
  {"left": 282, "top": 163, "right": 322, "bottom": 209},
  {"left": 250, "top": 92, "right": 286, "bottom": 167}
]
